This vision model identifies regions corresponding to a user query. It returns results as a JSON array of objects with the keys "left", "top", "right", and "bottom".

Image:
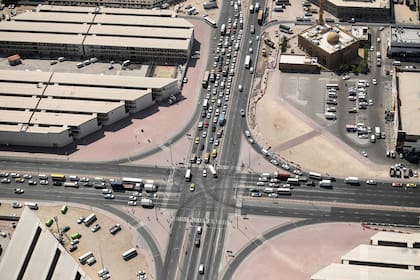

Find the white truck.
[
  {"left": 144, "top": 183, "right": 157, "bottom": 192},
  {"left": 318, "top": 179, "right": 332, "bottom": 188},
  {"left": 140, "top": 198, "right": 154, "bottom": 208},
  {"left": 375, "top": 127, "right": 381, "bottom": 139},
  {"left": 345, "top": 177, "right": 360, "bottom": 185}
]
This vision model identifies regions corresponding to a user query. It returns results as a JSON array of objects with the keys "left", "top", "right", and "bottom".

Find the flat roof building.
[
  {"left": 394, "top": 70, "right": 420, "bottom": 162},
  {"left": 388, "top": 26, "right": 420, "bottom": 59},
  {"left": 298, "top": 24, "right": 359, "bottom": 69},
  {"left": 309, "top": 0, "right": 391, "bottom": 22},
  {"left": 278, "top": 54, "right": 319, "bottom": 73},
  {"left": 47, "top": 0, "right": 168, "bottom": 9},
  {"left": 0, "top": 6, "right": 193, "bottom": 63},
  {"left": 341, "top": 244, "right": 420, "bottom": 270},
  {"left": 312, "top": 232, "right": 420, "bottom": 279},
  {"left": 0, "top": 69, "right": 179, "bottom": 147},
  {"left": 312, "top": 263, "right": 420, "bottom": 280},
  {"left": 370, "top": 231, "right": 420, "bottom": 248},
  {"left": 0, "top": 207, "right": 90, "bottom": 279}
]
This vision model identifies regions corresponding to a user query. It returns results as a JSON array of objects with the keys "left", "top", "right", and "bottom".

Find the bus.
[
  {"left": 277, "top": 187, "right": 291, "bottom": 195},
  {"left": 202, "top": 70, "right": 210, "bottom": 88},
  {"left": 51, "top": 174, "right": 66, "bottom": 181},
  {"left": 78, "top": 251, "right": 94, "bottom": 264},
  {"left": 122, "top": 248, "right": 137, "bottom": 261},
  {"left": 209, "top": 165, "right": 217, "bottom": 178},
  {"left": 202, "top": 99, "right": 209, "bottom": 110},
  {"left": 326, "top": 83, "right": 339, "bottom": 89},
  {"left": 220, "top": 24, "right": 226, "bottom": 35},
  {"left": 309, "top": 172, "right": 322, "bottom": 180},
  {"left": 286, "top": 177, "right": 299, "bottom": 185},
  {"left": 24, "top": 202, "right": 38, "bottom": 210},
  {"left": 244, "top": 55, "right": 251, "bottom": 69},
  {"left": 185, "top": 169, "right": 192, "bottom": 182},
  {"left": 204, "top": 16, "right": 217, "bottom": 28},
  {"left": 64, "top": 182, "right": 79, "bottom": 188},
  {"left": 84, "top": 213, "right": 97, "bottom": 227},
  {"left": 122, "top": 177, "right": 143, "bottom": 185}
]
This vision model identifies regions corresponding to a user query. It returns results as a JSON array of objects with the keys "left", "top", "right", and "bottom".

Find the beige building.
[
  {"left": 298, "top": 24, "right": 359, "bottom": 69},
  {"left": 278, "top": 54, "right": 320, "bottom": 73},
  {"left": 0, "top": 5, "right": 193, "bottom": 63},
  {"left": 312, "top": 231, "right": 420, "bottom": 280},
  {"left": 393, "top": 70, "right": 420, "bottom": 162},
  {"left": 0, "top": 69, "right": 179, "bottom": 147},
  {"left": 48, "top": 0, "right": 166, "bottom": 9},
  {"left": 0, "top": 207, "right": 90, "bottom": 280},
  {"left": 309, "top": 0, "right": 391, "bottom": 22}
]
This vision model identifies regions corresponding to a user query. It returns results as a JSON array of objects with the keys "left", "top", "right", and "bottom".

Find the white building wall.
[
  {"left": 102, "top": 104, "right": 128, "bottom": 126},
  {"left": 0, "top": 130, "right": 73, "bottom": 147},
  {"left": 73, "top": 117, "right": 100, "bottom": 139},
  {"left": 133, "top": 93, "right": 154, "bottom": 113}
]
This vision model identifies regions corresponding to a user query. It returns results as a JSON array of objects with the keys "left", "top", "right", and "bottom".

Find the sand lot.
[
  {"left": 231, "top": 222, "right": 376, "bottom": 280},
  {"left": 252, "top": 69, "right": 389, "bottom": 178}
]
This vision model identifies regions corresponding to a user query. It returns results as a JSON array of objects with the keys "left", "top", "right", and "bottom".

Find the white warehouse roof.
[
  {"left": 342, "top": 244, "right": 420, "bottom": 267},
  {"left": 311, "top": 263, "right": 420, "bottom": 280}
]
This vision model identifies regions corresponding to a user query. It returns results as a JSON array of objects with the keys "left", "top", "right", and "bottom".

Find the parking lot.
[{"left": 0, "top": 201, "right": 151, "bottom": 279}]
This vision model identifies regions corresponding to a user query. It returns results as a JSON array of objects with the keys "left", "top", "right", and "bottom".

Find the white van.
[
  {"left": 199, "top": 264, "right": 205, "bottom": 274},
  {"left": 198, "top": 121, "right": 203, "bottom": 130}
]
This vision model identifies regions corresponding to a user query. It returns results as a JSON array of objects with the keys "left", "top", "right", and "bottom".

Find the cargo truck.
[
  {"left": 257, "top": 9, "right": 264, "bottom": 25},
  {"left": 375, "top": 127, "right": 381, "bottom": 138},
  {"left": 144, "top": 183, "right": 158, "bottom": 192},
  {"left": 140, "top": 198, "right": 154, "bottom": 208},
  {"left": 344, "top": 177, "right": 360, "bottom": 185},
  {"left": 319, "top": 179, "right": 332, "bottom": 188}
]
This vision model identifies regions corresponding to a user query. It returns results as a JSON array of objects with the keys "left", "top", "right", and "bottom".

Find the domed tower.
[{"left": 327, "top": 31, "right": 339, "bottom": 45}]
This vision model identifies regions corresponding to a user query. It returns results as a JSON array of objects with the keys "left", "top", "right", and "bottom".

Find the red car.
[
  {"left": 392, "top": 182, "right": 402, "bottom": 187},
  {"left": 204, "top": 120, "right": 209, "bottom": 128}
]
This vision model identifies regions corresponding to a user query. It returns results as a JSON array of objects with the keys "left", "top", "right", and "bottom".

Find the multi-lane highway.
[{"left": 1, "top": 2, "right": 420, "bottom": 280}]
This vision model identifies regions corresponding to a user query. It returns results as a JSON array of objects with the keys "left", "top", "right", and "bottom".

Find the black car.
[
  {"left": 69, "top": 245, "right": 78, "bottom": 252},
  {"left": 201, "top": 111, "right": 206, "bottom": 118},
  {"left": 53, "top": 181, "right": 62, "bottom": 186},
  {"left": 195, "top": 237, "right": 201, "bottom": 248},
  {"left": 306, "top": 181, "right": 315, "bottom": 186},
  {"left": 62, "top": 226, "right": 71, "bottom": 233},
  {"left": 200, "top": 144, "right": 205, "bottom": 151}
]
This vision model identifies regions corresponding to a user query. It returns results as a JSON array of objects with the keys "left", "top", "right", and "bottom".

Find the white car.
[
  {"left": 104, "top": 194, "right": 115, "bottom": 199},
  {"left": 281, "top": 163, "right": 290, "bottom": 170},
  {"left": 372, "top": 78, "right": 377, "bottom": 85},
  {"left": 250, "top": 67, "right": 254, "bottom": 74},
  {"left": 342, "top": 74, "right": 350, "bottom": 80},
  {"left": 128, "top": 201, "right": 137, "bottom": 206},
  {"left": 128, "top": 196, "right": 137, "bottom": 201},
  {"left": 268, "top": 193, "right": 278, "bottom": 198},
  {"left": 203, "top": 169, "right": 207, "bottom": 177},
  {"left": 14, "top": 188, "right": 24, "bottom": 194},
  {"left": 40, "top": 180, "right": 49, "bottom": 185},
  {"left": 366, "top": 179, "right": 377, "bottom": 185}
]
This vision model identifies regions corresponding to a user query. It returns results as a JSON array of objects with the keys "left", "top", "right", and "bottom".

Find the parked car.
[{"left": 91, "top": 224, "right": 101, "bottom": 232}]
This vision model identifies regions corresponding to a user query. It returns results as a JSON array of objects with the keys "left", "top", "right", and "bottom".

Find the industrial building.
[
  {"left": 298, "top": 24, "right": 359, "bottom": 69},
  {"left": 278, "top": 54, "right": 320, "bottom": 73},
  {"left": 388, "top": 26, "right": 420, "bottom": 59},
  {"left": 394, "top": 70, "right": 420, "bottom": 162},
  {"left": 0, "top": 5, "right": 193, "bottom": 63},
  {"left": 309, "top": 0, "right": 391, "bottom": 22},
  {"left": 0, "top": 69, "right": 179, "bottom": 147},
  {"left": 0, "top": 207, "right": 90, "bottom": 280},
  {"left": 311, "top": 231, "right": 420, "bottom": 280},
  {"left": 48, "top": 0, "right": 166, "bottom": 9}
]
